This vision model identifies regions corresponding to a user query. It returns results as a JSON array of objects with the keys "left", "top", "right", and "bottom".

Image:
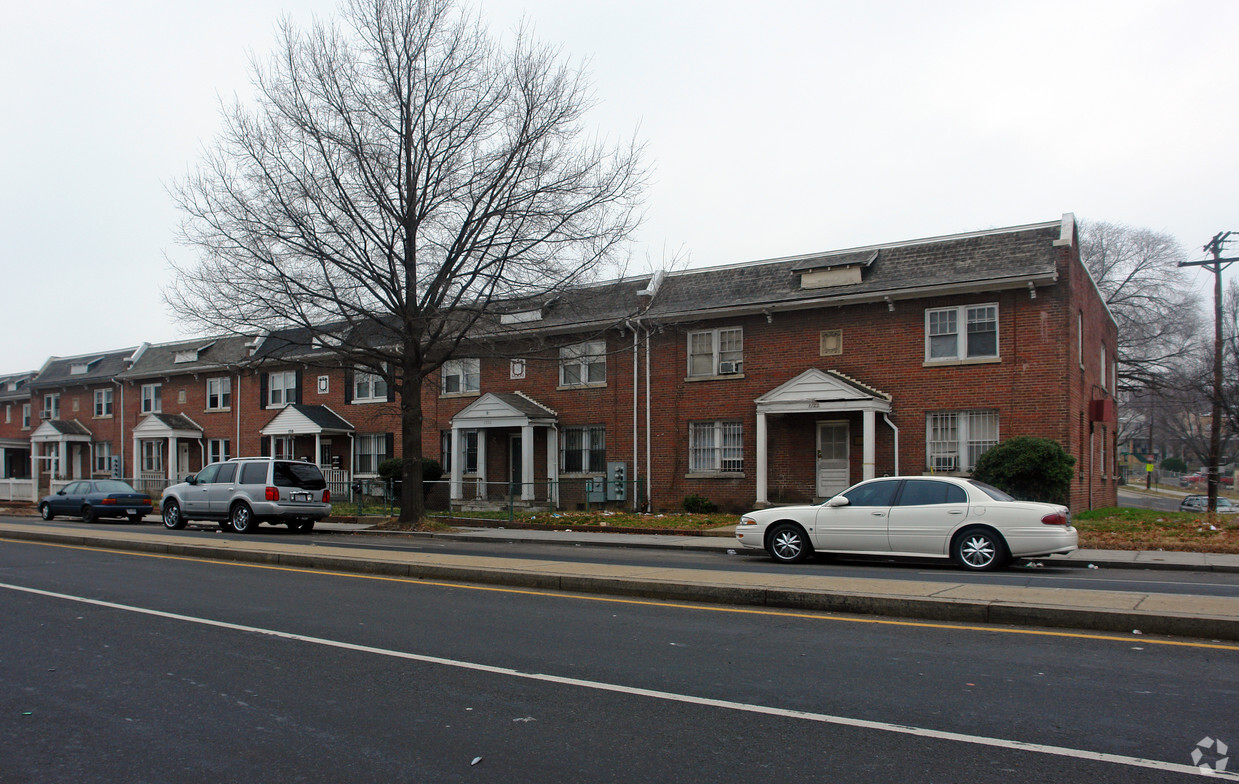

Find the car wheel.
[
  {"left": 81, "top": 505, "right": 97, "bottom": 524},
  {"left": 230, "top": 503, "right": 256, "bottom": 534},
  {"left": 952, "top": 527, "right": 1008, "bottom": 571},
  {"left": 39, "top": 503, "right": 54, "bottom": 521},
  {"left": 767, "top": 522, "right": 812, "bottom": 564},
  {"left": 162, "top": 500, "right": 186, "bottom": 530}
]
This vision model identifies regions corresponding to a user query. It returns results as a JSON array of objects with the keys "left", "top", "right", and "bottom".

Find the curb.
[{"left": 5, "top": 526, "right": 1238, "bottom": 642}]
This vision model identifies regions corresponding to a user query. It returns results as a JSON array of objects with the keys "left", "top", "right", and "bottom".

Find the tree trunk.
[{"left": 399, "top": 374, "right": 426, "bottom": 524}]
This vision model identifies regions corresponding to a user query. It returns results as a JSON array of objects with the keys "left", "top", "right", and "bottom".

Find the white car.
[{"left": 735, "top": 476, "right": 1077, "bottom": 571}]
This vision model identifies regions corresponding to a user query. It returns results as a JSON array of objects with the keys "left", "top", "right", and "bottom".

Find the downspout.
[
  {"left": 235, "top": 372, "right": 242, "bottom": 457},
  {"left": 883, "top": 413, "right": 899, "bottom": 476},
  {"left": 645, "top": 325, "right": 652, "bottom": 511},
  {"left": 631, "top": 321, "right": 639, "bottom": 512},
  {"left": 117, "top": 380, "right": 125, "bottom": 480}
]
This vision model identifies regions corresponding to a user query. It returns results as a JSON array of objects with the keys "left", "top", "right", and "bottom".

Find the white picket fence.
[{"left": 0, "top": 478, "right": 33, "bottom": 502}]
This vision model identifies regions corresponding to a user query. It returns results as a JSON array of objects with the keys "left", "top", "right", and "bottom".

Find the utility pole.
[{"left": 1180, "top": 232, "right": 1236, "bottom": 513}]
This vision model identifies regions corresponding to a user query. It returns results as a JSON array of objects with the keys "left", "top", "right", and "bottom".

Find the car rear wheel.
[
  {"left": 162, "top": 500, "right": 186, "bottom": 530},
  {"left": 81, "top": 505, "right": 97, "bottom": 524},
  {"left": 952, "top": 527, "right": 1008, "bottom": 571},
  {"left": 767, "top": 522, "right": 812, "bottom": 564},
  {"left": 230, "top": 503, "right": 256, "bottom": 534},
  {"left": 39, "top": 503, "right": 54, "bottom": 521}
]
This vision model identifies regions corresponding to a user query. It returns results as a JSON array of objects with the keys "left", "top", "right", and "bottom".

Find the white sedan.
[{"left": 735, "top": 476, "right": 1077, "bottom": 571}]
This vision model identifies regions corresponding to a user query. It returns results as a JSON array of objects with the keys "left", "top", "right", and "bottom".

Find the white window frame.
[
  {"left": 1100, "top": 344, "right": 1108, "bottom": 391},
  {"left": 208, "top": 438, "right": 231, "bottom": 464},
  {"left": 560, "top": 426, "right": 606, "bottom": 474},
  {"left": 272, "top": 436, "right": 294, "bottom": 460},
  {"left": 140, "top": 384, "right": 161, "bottom": 414},
  {"left": 689, "top": 421, "right": 743, "bottom": 473},
  {"left": 206, "top": 377, "right": 232, "bottom": 410},
  {"left": 925, "top": 304, "right": 999, "bottom": 362},
  {"left": 22, "top": 403, "right": 31, "bottom": 429},
  {"left": 440, "top": 358, "right": 480, "bottom": 395},
  {"left": 140, "top": 440, "right": 162, "bottom": 473},
  {"left": 44, "top": 393, "right": 60, "bottom": 419},
  {"left": 3, "top": 404, "right": 8, "bottom": 424},
  {"left": 93, "top": 442, "right": 112, "bottom": 474},
  {"left": 441, "top": 430, "right": 479, "bottom": 475},
  {"left": 353, "top": 368, "right": 388, "bottom": 403},
  {"left": 268, "top": 371, "right": 297, "bottom": 408},
  {"left": 687, "top": 327, "right": 744, "bottom": 377},
  {"left": 559, "top": 341, "right": 606, "bottom": 387},
  {"left": 926, "top": 410, "right": 999, "bottom": 472},
  {"left": 354, "top": 433, "right": 389, "bottom": 475},
  {"left": 94, "top": 388, "right": 113, "bottom": 417}
]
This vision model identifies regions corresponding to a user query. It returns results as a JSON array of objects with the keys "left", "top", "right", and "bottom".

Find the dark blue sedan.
[{"left": 39, "top": 480, "right": 153, "bottom": 523}]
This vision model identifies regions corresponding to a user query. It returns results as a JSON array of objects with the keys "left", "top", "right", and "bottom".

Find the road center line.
[{"left": 1, "top": 580, "right": 1230, "bottom": 779}]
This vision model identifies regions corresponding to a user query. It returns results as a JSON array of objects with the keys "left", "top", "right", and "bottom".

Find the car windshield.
[
  {"left": 273, "top": 461, "right": 326, "bottom": 490},
  {"left": 967, "top": 480, "right": 1015, "bottom": 502},
  {"left": 94, "top": 480, "right": 136, "bottom": 493}
]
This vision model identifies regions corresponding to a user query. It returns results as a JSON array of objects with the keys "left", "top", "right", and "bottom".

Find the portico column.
[
  {"left": 755, "top": 411, "right": 769, "bottom": 506},
  {"left": 863, "top": 409, "right": 876, "bottom": 480},
  {"left": 547, "top": 426, "right": 558, "bottom": 507},
  {"left": 167, "top": 437, "right": 176, "bottom": 483},
  {"left": 132, "top": 434, "right": 140, "bottom": 481},
  {"left": 58, "top": 441, "right": 67, "bottom": 481},
  {"left": 475, "top": 430, "right": 487, "bottom": 498},
  {"left": 449, "top": 425, "right": 462, "bottom": 500},
  {"left": 521, "top": 423, "right": 534, "bottom": 500}
]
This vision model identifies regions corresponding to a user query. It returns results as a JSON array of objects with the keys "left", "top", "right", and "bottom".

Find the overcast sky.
[{"left": 2, "top": 0, "right": 1235, "bottom": 372}]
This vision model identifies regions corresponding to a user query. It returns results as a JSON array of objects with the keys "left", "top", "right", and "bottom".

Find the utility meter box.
[{"left": 606, "top": 461, "right": 627, "bottom": 501}]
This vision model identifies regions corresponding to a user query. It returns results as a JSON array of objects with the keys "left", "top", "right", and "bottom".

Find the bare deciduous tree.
[
  {"left": 1079, "top": 221, "right": 1203, "bottom": 392},
  {"left": 168, "top": 0, "right": 647, "bottom": 522}
]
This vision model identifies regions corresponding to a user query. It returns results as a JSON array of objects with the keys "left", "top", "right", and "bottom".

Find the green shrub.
[
  {"left": 971, "top": 436, "right": 1076, "bottom": 506},
  {"left": 1160, "top": 456, "right": 1188, "bottom": 474},
  {"left": 377, "top": 457, "right": 444, "bottom": 482},
  {"left": 682, "top": 494, "right": 719, "bottom": 514}
]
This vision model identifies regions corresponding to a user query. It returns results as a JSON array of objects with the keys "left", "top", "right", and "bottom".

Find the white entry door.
[
  {"left": 177, "top": 443, "right": 190, "bottom": 479},
  {"left": 816, "top": 421, "right": 850, "bottom": 498}
]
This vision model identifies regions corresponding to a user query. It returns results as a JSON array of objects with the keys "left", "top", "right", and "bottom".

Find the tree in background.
[
  {"left": 1079, "top": 221, "right": 1203, "bottom": 393},
  {"left": 168, "top": 0, "right": 647, "bottom": 523}
]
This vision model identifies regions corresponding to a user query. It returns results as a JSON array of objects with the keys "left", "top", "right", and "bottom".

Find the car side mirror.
[
  {"left": 827, "top": 496, "right": 849, "bottom": 507},
  {"left": 185, "top": 475, "right": 197, "bottom": 485},
  {"left": 56, "top": 489, "right": 66, "bottom": 495}
]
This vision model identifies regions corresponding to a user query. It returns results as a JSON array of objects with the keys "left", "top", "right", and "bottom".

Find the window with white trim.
[
  {"left": 3, "top": 404, "right": 8, "bottom": 424},
  {"left": 689, "top": 421, "right": 743, "bottom": 473},
  {"left": 93, "top": 442, "right": 112, "bottom": 474},
  {"left": 140, "top": 384, "right": 161, "bottom": 414},
  {"left": 353, "top": 369, "right": 388, "bottom": 402},
  {"left": 268, "top": 371, "right": 297, "bottom": 407},
  {"left": 206, "top": 377, "right": 231, "bottom": 410},
  {"left": 22, "top": 404, "right": 30, "bottom": 429},
  {"left": 94, "top": 388, "right": 113, "bottom": 417},
  {"left": 925, "top": 304, "right": 998, "bottom": 362},
  {"left": 354, "top": 433, "right": 390, "bottom": 475},
  {"left": 441, "top": 430, "right": 479, "bottom": 475},
  {"left": 560, "top": 341, "right": 606, "bottom": 387},
  {"left": 441, "top": 358, "right": 480, "bottom": 395},
  {"left": 271, "top": 436, "right": 294, "bottom": 460},
  {"left": 560, "top": 426, "right": 606, "bottom": 473},
  {"left": 44, "top": 393, "right": 60, "bottom": 419},
  {"left": 688, "top": 327, "right": 743, "bottom": 377},
  {"left": 208, "top": 438, "right": 231, "bottom": 464},
  {"left": 1100, "top": 344, "right": 1108, "bottom": 391},
  {"left": 140, "top": 441, "right": 162, "bottom": 473},
  {"left": 926, "top": 410, "right": 999, "bottom": 472}
]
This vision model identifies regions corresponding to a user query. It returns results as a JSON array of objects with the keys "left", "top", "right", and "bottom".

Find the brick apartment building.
[{"left": 1, "top": 214, "right": 1117, "bottom": 512}]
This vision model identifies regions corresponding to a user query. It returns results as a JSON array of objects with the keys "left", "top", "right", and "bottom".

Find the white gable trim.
[
  {"left": 755, "top": 368, "right": 891, "bottom": 415},
  {"left": 451, "top": 393, "right": 557, "bottom": 428}
]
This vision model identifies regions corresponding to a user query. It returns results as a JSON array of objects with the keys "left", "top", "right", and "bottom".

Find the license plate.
[
  {"left": 126, "top": 508, "right": 137, "bottom": 514},
  {"left": 293, "top": 493, "right": 310, "bottom": 502}
]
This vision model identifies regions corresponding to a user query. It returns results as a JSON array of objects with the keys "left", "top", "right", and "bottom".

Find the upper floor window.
[
  {"left": 926, "top": 410, "right": 999, "bottom": 472},
  {"left": 441, "top": 358, "right": 480, "bottom": 395},
  {"left": 141, "top": 384, "right": 161, "bottom": 414},
  {"left": 689, "top": 420, "right": 743, "bottom": 473},
  {"left": 560, "top": 341, "right": 606, "bottom": 387},
  {"left": 561, "top": 426, "right": 606, "bottom": 474},
  {"left": 94, "top": 388, "right": 113, "bottom": 417},
  {"left": 925, "top": 304, "right": 998, "bottom": 362},
  {"left": 206, "top": 377, "right": 232, "bottom": 410},
  {"left": 268, "top": 371, "right": 297, "bottom": 407},
  {"left": 353, "top": 369, "right": 388, "bottom": 403},
  {"left": 22, "top": 403, "right": 30, "bottom": 429},
  {"left": 43, "top": 393, "right": 60, "bottom": 419},
  {"left": 1100, "top": 344, "right": 1108, "bottom": 391},
  {"left": 688, "top": 327, "right": 743, "bottom": 377}
]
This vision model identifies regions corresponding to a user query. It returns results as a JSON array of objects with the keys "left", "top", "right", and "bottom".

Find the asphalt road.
[
  {"left": 7, "top": 516, "right": 1239, "bottom": 599},
  {"left": 2, "top": 537, "right": 1236, "bottom": 782}
]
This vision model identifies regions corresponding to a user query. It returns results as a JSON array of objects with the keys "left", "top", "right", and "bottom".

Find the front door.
[
  {"left": 509, "top": 434, "right": 522, "bottom": 495},
  {"left": 816, "top": 422, "right": 850, "bottom": 498},
  {"left": 177, "top": 443, "right": 190, "bottom": 480}
]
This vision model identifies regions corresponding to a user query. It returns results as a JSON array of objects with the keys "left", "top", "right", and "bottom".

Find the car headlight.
[{"left": 738, "top": 516, "right": 758, "bottom": 526}]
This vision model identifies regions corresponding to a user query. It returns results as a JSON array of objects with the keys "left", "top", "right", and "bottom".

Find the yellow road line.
[{"left": 4, "top": 535, "right": 1237, "bottom": 651}]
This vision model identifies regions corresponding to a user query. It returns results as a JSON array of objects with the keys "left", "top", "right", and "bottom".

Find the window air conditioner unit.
[
  {"left": 718, "top": 361, "right": 742, "bottom": 375},
  {"left": 39, "top": 411, "right": 51, "bottom": 420}
]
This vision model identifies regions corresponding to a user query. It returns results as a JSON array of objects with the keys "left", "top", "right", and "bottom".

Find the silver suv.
[{"left": 161, "top": 458, "right": 332, "bottom": 534}]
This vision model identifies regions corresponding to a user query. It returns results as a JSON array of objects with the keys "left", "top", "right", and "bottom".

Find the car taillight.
[
  {"left": 1041, "top": 512, "right": 1068, "bottom": 525},
  {"left": 322, "top": 489, "right": 330, "bottom": 503},
  {"left": 266, "top": 487, "right": 279, "bottom": 502},
  {"left": 101, "top": 498, "right": 117, "bottom": 505}
]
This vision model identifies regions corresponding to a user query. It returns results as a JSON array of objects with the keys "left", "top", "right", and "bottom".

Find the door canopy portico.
[
  {"left": 448, "top": 392, "right": 558, "bottom": 502},
  {"left": 260, "top": 404, "right": 355, "bottom": 465},
  {"left": 132, "top": 413, "right": 204, "bottom": 483},
  {"left": 753, "top": 369, "right": 894, "bottom": 506},
  {"left": 30, "top": 419, "right": 93, "bottom": 487}
]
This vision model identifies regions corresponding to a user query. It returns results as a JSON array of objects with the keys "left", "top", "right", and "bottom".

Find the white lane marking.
[{"left": 2, "top": 580, "right": 1231, "bottom": 779}]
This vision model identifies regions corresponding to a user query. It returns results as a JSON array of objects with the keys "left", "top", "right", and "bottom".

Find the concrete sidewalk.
[{"left": 3, "top": 521, "right": 1239, "bottom": 642}]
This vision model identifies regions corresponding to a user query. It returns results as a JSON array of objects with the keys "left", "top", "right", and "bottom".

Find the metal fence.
[{"left": 348, "top": 477, "right": 645, "bottom": 520}]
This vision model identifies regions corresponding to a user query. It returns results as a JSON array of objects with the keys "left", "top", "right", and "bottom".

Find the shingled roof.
[
  {"left": 120, "top": 334, "right": 256, "bottom": 380},
  {"left": 31, "top": 347, "right": 139, "bottom": 390}
]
